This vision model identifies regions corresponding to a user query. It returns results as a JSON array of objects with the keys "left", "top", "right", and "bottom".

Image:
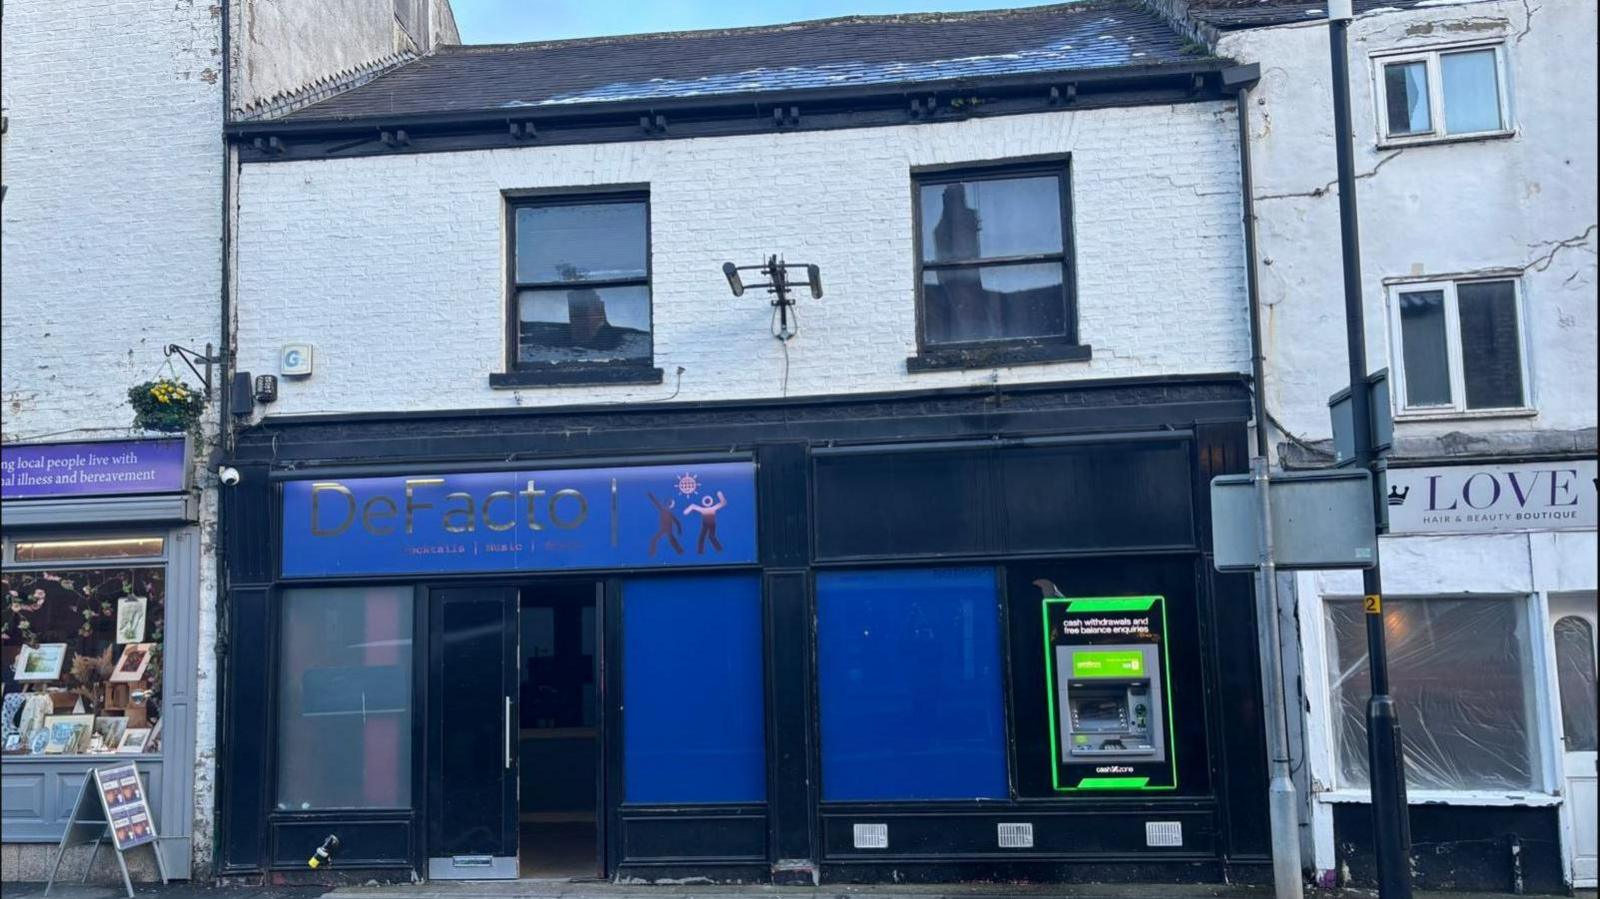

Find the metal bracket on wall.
[
  {"left": 164, "top": 343, "right": 226, "bottom": 398},
  {"left": 1048, "top": 84, "right": 1078, "bottom": 106}
]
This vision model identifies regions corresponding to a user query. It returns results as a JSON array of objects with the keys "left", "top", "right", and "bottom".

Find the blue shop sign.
[{"left": 281, "top": 461, "right": 757, "bottom": 578}]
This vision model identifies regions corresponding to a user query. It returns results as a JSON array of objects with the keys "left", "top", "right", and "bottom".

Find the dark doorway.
[
  {"left": 426, "top": 586, "right": 519, "bottom": 880},
  {"left": 518, "top": 581, "right": 603, "bottom": 879}
]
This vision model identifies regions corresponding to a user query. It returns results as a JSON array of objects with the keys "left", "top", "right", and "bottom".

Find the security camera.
[{"left": 218, "top": 466, "right": 242, "bottom": 486}]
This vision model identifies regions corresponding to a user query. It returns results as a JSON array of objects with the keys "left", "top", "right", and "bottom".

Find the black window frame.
[
  {"left": 492, "top": 189, "right": 663, "bottom": 388},
  {"left": 907, "top": 157, "right": 1089, "bottom": 373}
]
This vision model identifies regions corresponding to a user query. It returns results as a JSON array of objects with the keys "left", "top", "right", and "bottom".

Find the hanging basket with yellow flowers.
[{"left": 127, "top": 378, "right": 206, "bottom": 434}]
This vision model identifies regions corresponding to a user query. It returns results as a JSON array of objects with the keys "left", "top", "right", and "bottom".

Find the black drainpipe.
[
  {"left": 212, "top": 0, "right": 233, "bottom": 880},
  {"left": 1222, "top": 63, "right": 1268, "bottom": 457}
]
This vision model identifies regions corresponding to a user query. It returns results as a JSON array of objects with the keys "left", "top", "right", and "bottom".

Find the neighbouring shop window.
[
  {"left": 912, "top": 161, "right": 1075, "bottom": 352},
  {"left": 2, "top": 564, "right": 166, "bottom": 756},
  {"left": 507, "top": 193, "right": 652, "bottom": 371},
  {"left": 276, "top": 586, "right": 412, "bottom": 810},
  {"left": 622, "top": 574, "right": 765, "bottom": 803},
  {"left": 1389, "top": 278, "right": 1528, "bottom": 414},
  {"left": 1325, "top": 596, "right": 1539, "bottom": 792},
  {"left": 816, "top": 567, "right": 1007, "bottom": 801},
  {"left": 1376, "top": 44, "right": 1508, "bottom": 141},
  {"left": 1553, "top": 615, "right": 1597, "bottom": 753}
]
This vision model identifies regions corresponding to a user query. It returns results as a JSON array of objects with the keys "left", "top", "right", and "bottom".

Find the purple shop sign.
[{"left": 1, "top": 439, "right": 189, "bottom": 500}]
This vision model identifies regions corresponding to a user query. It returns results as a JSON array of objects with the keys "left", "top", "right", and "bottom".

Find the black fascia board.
[
  {"left": 228, "top": 372, "right": 1252, "bottom": 467},
  {"left": 242, "top": 371, "right": 1250, "bottom": 428},
  {"left": 228, "top": 57, "right": 1235, "bottom": 162}
]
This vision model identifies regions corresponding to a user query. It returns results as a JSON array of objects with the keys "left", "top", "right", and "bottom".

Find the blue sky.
[{"left": 451, "top": 1, "right": 1025, "bottom": 44}]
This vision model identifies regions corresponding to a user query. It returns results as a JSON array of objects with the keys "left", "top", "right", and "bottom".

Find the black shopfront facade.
[{"left": 212, "top": 374, "right": 1274, "bottom": 884}]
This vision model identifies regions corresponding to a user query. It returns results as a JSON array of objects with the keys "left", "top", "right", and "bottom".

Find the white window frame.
[
  {"left": 1372, "top": 41, "right": 1514, "bottom": 147},
  {"left": 1315, "top": 591, "right": 1553, "bottom": 799},
  {"left": 1385, "top": 275, "right": 1533, "bottom": 419}
]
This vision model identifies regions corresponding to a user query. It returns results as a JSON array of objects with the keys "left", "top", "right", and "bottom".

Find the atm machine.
[
  {"left": 1042, "top": 595, "right": 1176, "bottom": 791},
  {"left": 1057, "top": 644, "right": 1164, "bottom": 762}
]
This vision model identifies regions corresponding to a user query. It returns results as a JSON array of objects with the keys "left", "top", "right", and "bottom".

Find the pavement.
[{"left": 3, "top": 882, "right": 1596, "bottom": 899}]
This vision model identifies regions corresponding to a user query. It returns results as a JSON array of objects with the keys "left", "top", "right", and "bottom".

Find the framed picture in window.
[
  {"left": 116, "top": 596, "right": 148, "bottom": 644},
  {"left": 93, "top": 717, "right": 129, "bottom": 753},
  {"left": 109, "top": 643, "right": 154, "bottom": 683},
  {"left": 117, "top": 727, "right": 152, "bottom": 754},
  {"left": 14, "top": 643, "right": 69, "bottom": 682},
  {"left": 42, "top": 714, "right": 94, "bottom": 754}
]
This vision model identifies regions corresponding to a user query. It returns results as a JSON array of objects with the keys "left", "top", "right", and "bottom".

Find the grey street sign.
[{"left": 1211, "top": 469, "right": 1377, "bottom": 572}]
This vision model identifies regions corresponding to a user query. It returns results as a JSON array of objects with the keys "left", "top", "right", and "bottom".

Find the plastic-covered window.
[
  {"left": 1326, "top": 596, "right": 1538, "bottom": 791},
  {"left": 1554, "top": 615, "right": 1598, "bottom": 753}
]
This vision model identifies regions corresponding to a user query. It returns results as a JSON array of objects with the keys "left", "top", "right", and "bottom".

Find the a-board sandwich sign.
[
  {"left": 94, "top": 762, "right": 157, "bottom": 850},
  {"left": 46, "top": 761, "right": 167, "bottom": 899}
]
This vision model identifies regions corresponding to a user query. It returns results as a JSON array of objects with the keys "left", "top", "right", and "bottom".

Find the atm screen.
[{"left": 1072, "top": 697, "right": 1124, "bottom": 731}]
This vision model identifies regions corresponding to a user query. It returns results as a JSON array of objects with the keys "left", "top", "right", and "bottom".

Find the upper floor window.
[
  {"left": 1388, "top": 277, "right": 1529, "bottom": 415},
  {"left": 909, "top": 160, "right": 1085, "bottom": 371},
  {"left": 501, "top": 192, "right": 656, "bottom": 385},
  {"left": 1375, "top": 44, "right": 1510, "bottom": 144}
]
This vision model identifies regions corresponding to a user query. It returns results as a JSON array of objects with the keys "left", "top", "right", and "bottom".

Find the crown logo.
[{"left": 1387, "top": 485, "right": 1410, "bottom": 506}]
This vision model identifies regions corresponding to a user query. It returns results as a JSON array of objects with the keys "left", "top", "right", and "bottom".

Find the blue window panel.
[
  {"left": 623, "top": 574, "right": 766, "bottom": 804},
  {"left": 817, "top": 567, "right": 1008, "bottom": 801}
]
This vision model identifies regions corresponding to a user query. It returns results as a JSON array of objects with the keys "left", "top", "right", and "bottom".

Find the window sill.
[
  {"left": 906, "top": 342, "right": 1092, "bottom": 373},
  {"left": 1393, "top": 406, "right": 1537, "bottom": 423},
  {"left": 490, "top": 365, "right": 664, "bottom": 389},
  {"left": 2, "top": 752, "right": 163, "bottom": 762},
  {"left": 1316, "top": 788, "right": 1560, "bottom": 808},
  {"left": 1376, "top": 129, "right": 1515, "bottom": 151}
]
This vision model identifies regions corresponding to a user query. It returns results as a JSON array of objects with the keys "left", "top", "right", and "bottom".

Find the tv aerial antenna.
[{"left": 721, "top": 255, "right": 823, "bottom": 341}]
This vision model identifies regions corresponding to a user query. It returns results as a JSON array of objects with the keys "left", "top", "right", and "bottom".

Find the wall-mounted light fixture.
[
  {"left": 721, "top": 255, "right": 822, "bottom": 341},
  {"left": 254, "top": 374, "right": 279, "bottom": 404}
]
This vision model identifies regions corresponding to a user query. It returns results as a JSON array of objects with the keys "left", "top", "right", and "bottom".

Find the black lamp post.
[{"left": 1326, "top": 2, "right": 1413, "bottom": 896}]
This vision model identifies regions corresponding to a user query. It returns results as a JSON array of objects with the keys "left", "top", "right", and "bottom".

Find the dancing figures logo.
[{"left": 648, "top": 472, "right": 731, "bottom": 557}]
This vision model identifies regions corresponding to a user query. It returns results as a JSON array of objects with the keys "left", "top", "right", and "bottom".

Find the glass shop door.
[{"left": 426, "top": 586, "right": 519, "bottom": 880}]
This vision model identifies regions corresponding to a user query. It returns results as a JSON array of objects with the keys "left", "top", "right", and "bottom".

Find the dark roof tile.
[{"left": 285, "top": 0, "right": 1202, "bottom": 121}]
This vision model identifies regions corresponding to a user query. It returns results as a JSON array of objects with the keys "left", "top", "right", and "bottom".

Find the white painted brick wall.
[
  {"left": 1219, "top": 0, "right": 1598, "bottom": 446},
  {"left": 235, "top": 101, "right": 1251, "bottom": 417},
  {"left": 0, "top": 0, "right": 221, "bottom": 878},
  {"left": 1, "top": 0, "right": 223, "bottom": 441}
]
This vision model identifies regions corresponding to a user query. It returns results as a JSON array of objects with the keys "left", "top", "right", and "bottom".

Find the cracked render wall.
[
  {"left": 234, "top": 101, "right": 1251, "bottom": 417},
  {"left": 1218, "top": 1, "right": 1597, "bottom": 888},
  {"left": 1218, "top": 0, "right": 1597, "bottom": 455},
  {"left": 1, "top": 0, "right": 223, "bottom": 880}
]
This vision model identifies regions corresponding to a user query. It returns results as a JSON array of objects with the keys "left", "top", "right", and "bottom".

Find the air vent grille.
[
  {"left": 1145, "top": 821, "right": 1183, "bottom": 847},
  {"left": 852, "top": 823, "right": 889, "bottom": 849},
  {"left": 997, "top": 822, "right": 1035, "bottom": 848}
]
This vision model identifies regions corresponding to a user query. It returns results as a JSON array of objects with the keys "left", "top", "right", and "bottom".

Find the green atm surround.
[{"left": 1042, "top": 595, "right": 1179, "bottom": 792}]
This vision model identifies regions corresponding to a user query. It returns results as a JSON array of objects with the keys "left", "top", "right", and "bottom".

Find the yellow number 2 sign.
[{"left": 1364, "top": 594, "right": 1382, "bottom": 615}]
